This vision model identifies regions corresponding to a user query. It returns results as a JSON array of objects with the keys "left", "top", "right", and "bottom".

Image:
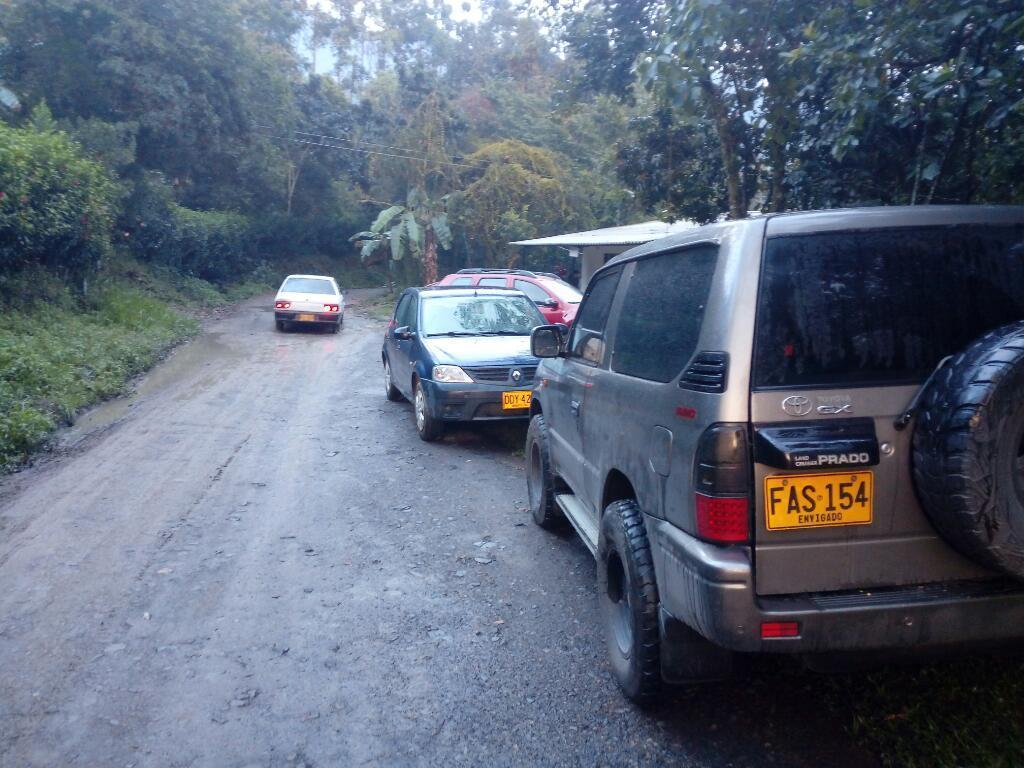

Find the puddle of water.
[{"left": 61, "top": 332, "right": 243, "bottom": 445}]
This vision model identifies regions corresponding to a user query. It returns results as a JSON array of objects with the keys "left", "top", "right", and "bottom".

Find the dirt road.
[{"left": 0, "top": 293, "right": 873, "bottom": 767}]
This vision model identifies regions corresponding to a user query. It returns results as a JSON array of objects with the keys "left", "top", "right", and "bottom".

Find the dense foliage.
[
  {"left": 0, "top": 109, "right": 115, "bottom": 283},
  {"left": 1, "top": 0, "right": 1022, "bottom": 280}
]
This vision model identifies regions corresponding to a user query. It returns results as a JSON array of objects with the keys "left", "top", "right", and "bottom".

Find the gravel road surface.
[{"left": 0, "top": 293, "right": 876, "bottom": 768}]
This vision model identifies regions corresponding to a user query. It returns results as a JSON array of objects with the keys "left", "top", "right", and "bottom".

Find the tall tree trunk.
[
  {"left": 704, "top": 81, "right": 745, "bottom": 219},
  {"left": 422, "top": 226, "right": 438, "bottom": 285},
  {"left": 769, "top": 137, "right": 787, "bottom": 212}
]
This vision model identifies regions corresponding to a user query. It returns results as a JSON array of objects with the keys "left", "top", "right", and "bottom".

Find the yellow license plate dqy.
[
  {"left": 297, "top": 313, "right": 315, "bottom": 322},
  {"left": 502, "top": 391, "right": 532, "bottom": 410},
  {"left": 764, "top": 471, "right": 873, "bottom": 531}
]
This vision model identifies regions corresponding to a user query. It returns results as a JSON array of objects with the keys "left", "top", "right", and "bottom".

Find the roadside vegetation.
[
  {"left": 825, "top": 657, "right": 1024, "bottom": 768},
  {"left": 0, "top": 268, "right": 197, "bottom": 467}
]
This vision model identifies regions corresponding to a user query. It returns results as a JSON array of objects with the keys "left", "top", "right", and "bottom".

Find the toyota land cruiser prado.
[{"left": 526, "top": 206, "right": 1024, "bottom": 702}]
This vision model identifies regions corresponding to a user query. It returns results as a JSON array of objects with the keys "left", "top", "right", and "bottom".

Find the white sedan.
[{"left": 273, "top": 274, "right": 345, "bottom": 333}]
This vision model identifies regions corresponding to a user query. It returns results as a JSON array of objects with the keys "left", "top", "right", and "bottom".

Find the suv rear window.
[{"left": 754, "top": 224, "right": 1024, "bottom": 389}]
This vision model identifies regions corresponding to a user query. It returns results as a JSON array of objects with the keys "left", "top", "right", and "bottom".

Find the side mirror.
[
  {"left": 531, "top": 325, "right": 564, "bottom": 358},
  {"left": 394, "top": 325, "right": 414, "bottom": 340},
  {"left": 538, "top": 298, "right": 559, "bottom": 309}
]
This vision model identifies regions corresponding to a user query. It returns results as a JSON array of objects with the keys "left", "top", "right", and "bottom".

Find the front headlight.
[{"left": 433, "top": 365, "right": 473, "bottom": 383}]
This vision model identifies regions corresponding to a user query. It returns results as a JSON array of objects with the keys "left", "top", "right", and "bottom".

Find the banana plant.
[{"left": 350, "top": 187, "right": 452, "bottom": 287}]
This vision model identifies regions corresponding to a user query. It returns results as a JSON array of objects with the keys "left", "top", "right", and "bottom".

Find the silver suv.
[{"left": 526, "top": 206, "right": 1024, "bottom": 702}]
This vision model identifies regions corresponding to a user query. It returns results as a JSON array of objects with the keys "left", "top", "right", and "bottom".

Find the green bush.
[
  {"left": 157, "top": 206, "right": 255, "bottom": 284},
  {"left": 0, "top": 111, "right": 116, "bottom": 283}
]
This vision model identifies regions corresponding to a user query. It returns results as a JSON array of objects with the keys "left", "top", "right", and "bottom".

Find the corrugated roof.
[{"left": 510, "top": 219, "right": 700, "bottom": 248}]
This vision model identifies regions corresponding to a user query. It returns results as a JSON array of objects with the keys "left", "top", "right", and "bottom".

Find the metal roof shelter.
[{"left": 511, "top": 219, "right": 700, "bottom": 288}]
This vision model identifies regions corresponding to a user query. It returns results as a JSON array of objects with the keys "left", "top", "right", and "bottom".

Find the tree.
[
  {"left": 616, "top": 106, "right": 726, "bottom": 224},
  {"left": 448, "top": 139, "right": 574, "bottom": 265},
  {"left": 353, "top": 188, "right": 452, "bottom": 289},
  {"left": 643, "top": 0, "right": 816, "bottom": 217},
  {"left": 793, "top": 0, "right": 1024, "bottom": 205}
]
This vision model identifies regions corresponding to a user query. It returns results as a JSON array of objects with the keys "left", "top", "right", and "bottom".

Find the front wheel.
[
  {"left": 413, "top": 381, "right": 443, "bottom": 442},
  {"left": 598, "top": 499, "right": 661, "bottom": 704},
  {"left": 383, "top": 359, "right": 403, "bottom": 402},
  {"left": 526, "top": 414, "right": 563, "bottom": 529}
]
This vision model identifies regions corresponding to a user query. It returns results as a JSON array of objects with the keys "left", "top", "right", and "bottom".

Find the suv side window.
[
  {"left": 449, "top": 277, "right": 473, "bottom": 286},
  {"left": 568, "top": 268, "right": 622, "bottom": 365},
  {"left": 478, "top": 277, "right": 507, "bottom": 288},
  {"left": 612, "top": 245, "right": 718, "bottom": 382},
  {"left": 514, "top": 279, "right": 551, "bottom": 304}
]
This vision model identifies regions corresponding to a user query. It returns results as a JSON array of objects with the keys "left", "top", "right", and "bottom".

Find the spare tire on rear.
[{"left": 913, "top": 321, "right": 1024, "bottom": 580}]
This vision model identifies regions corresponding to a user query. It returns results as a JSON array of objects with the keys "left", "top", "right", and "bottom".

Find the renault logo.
[
  {"left": 511, "top": 369, "right": 522, "bottom": 383},
  {"left": 782, "top": 395, "right": 812, "bottom": 417}
]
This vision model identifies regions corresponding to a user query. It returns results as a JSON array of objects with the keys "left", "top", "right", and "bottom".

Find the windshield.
[
  {"left": 281, "top": 277, "right": 336, "bottom": 295},
  {"left": 421, "top": 295, "right": 544, "bottom": 336},
  {"left": 545, "top": 279, "right": 583, "bottom": 304}
]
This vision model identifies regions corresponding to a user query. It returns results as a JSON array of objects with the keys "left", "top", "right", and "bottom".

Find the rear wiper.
[{"left": 894, "top": 355, "right": 952, "bottom": 430}]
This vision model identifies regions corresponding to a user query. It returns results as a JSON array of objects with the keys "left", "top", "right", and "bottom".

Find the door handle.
[{"left": 570, "top": 399, "right": 581, "bottom": 417}]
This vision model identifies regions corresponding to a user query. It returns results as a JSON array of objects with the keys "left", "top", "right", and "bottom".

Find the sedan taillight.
[
  {"left": 324, "top": 304, "right": 340, "bottom": 312},
  {"left": 275, "top": 301, "right": 291, "bottom": 309}
]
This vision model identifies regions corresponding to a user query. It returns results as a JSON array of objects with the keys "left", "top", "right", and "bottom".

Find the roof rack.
[
  {"left": 455, "top": 268, "right": 538, "bottom": 277},
  {"left": 419, "top": 284, "right": 520, "bottom": 292}
]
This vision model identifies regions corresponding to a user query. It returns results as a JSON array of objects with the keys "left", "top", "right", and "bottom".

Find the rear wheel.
[
  {"left": 599, "top": 499, "right": 661, "bottom": 704},
  {"left": 526, "top": 415, "right": 563, "bottom": 529},
  {"left": 330, "top": 321, "right": 340, "bottom": 334},
  {"left": 414, "top": 381, "right": 443, "bottom": 442},
  {"left": 275, "top": 319, "right": 287, "bottom": 332},
  {"left": 383, "top": 359, "right": 403, "bottom": 402}
]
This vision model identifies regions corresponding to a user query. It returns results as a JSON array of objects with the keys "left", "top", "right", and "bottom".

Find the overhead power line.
[{"left": 253, "top": 125, "right": 486, "bottom": 170}]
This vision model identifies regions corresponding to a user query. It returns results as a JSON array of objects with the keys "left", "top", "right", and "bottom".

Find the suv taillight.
[{"left": 694, "top": 424, "right": 751, "bottom": 544}]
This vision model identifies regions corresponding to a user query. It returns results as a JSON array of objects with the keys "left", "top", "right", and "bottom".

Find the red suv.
[{"left": 436, "top": 269, "right": 582, "bottom": 324}]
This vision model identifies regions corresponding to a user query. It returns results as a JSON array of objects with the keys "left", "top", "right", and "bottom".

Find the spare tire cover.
[{"left": 913, "top": 321, "right": 1024, "bottom": 580}]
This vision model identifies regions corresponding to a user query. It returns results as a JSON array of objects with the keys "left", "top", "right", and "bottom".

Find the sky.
[{"left": 300, "top": 1, "right": 484, "bottom": 75}]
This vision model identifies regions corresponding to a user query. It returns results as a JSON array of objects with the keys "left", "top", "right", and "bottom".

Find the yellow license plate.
[
  {"left": 297, "top": 313, "right": 315, "bottom": 322},
  {"left": 502, "top": 391, "right": 532, "bottom": 410},
  {"left": 764, "top": 471, "right": 873, "bottom": 531}
]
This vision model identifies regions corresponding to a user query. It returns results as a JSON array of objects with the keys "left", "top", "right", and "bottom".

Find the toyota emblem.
[
  {"left": 781, "top": 395, "right": 812, "bottom": 417},
  {"left": 511, "top": 369, "right": 522, "bottom": 383}
]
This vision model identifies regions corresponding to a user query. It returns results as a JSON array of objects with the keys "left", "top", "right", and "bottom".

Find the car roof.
[
  {"left": 449, "top": 269, "right": 562, "bottom": 280},
  {"left": 605, "top": 205, "right": 1024, "bottom": 269},
  {"left": 413, "top": 286, "right": 521, "bottom": 297},
  {"left": 282, "top": 274, "right": 336, "bottom": 281}
]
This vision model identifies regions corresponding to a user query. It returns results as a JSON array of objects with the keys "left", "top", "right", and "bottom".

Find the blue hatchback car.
[{"left": 382, "top": 286, "right": 547, "bottom": 441}]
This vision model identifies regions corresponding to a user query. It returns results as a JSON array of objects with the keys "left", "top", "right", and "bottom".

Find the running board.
[{"left": 555, "top": 493, "right": 598, "bottom": 556}]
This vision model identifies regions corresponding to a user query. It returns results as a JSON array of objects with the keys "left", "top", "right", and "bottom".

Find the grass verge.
[
  {"left": 826, "top": 655, "right": 1024, "bottom": 768},
  {"left": 0, "top": 282, "right": 198, "bottom": 467}
]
